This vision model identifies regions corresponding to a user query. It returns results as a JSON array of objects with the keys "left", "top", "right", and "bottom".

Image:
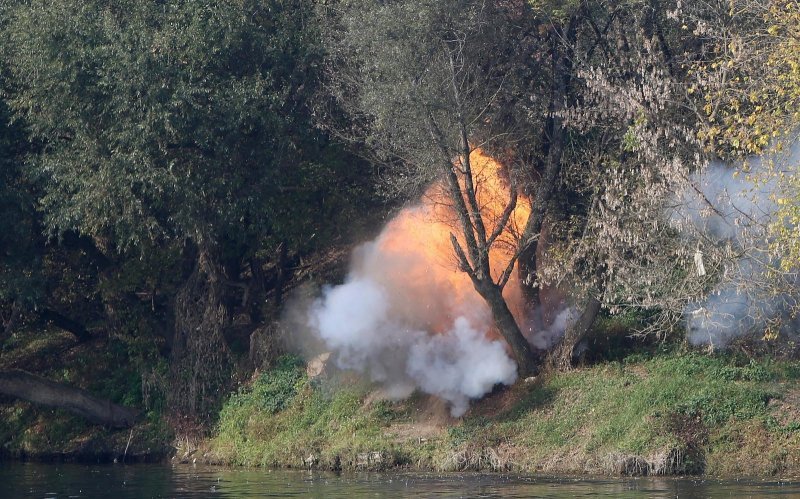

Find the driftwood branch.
[{"left": 0, "top": 369, "right": 139, "bottom": 428}]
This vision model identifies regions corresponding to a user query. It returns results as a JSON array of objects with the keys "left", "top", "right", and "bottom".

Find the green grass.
[
  {"left": 473, "top": 354, "right": 785, "bottom": 463},
  {"left": 208, "top": 350, "right": 800, "bottom": 476},
  {"left": 211, "top": 356, "right": 403, "bottom": 468}
]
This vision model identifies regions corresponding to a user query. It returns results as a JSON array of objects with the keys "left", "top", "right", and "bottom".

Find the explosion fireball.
[{"left": 308, "top": 149, "right": 543, "bottom": 415}]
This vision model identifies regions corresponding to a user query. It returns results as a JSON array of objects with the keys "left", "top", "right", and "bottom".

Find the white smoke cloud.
[
  {"left": 308, "top": 274, "right": 517, "bottom": 416},
  {"left": 675, "top": 140, "right": 800, "bottom": 346},
  {"left": 306, "top": 212, "right": 519, "bottom": 416}
]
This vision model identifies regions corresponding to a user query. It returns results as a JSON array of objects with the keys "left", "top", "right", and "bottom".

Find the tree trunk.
[
  {"left": 518, "top": 12, "right": 580, "bottom": 317},
  {"left": 479, "top": 282, "right": 539, "bottom": 377},
  {"left": 0, "top": 369, "right": 139, "bottom": 428},
  {"left": 427, "top": 111, "right": 539, "bottom": 375},
  {"left": 551, "top": 295, "right": 602, "bottom": 370},
  {"left": 169, "top": 245, "right": 234, "bottom": 423}
]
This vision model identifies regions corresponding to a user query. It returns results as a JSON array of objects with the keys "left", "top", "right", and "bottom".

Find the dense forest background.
[{"left": 1, "top": 0, "right": 800, "bottom": 455}]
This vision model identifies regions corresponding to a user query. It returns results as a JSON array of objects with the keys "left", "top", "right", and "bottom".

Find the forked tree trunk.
[
  {"left": 423, "top": 11, "right": 585, "bottom": 378},
  {"left": 0, "top": 369, "right": 139, "bottom": 428},
  {"left": 427, "top": 120, "right": 539, "bottom": 375}
]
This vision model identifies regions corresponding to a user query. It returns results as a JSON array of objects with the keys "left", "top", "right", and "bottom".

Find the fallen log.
[{"left": 0, "top": 369, "right": 139, "bottom": 428}]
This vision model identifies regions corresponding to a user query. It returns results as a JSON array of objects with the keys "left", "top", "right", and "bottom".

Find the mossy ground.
[{"left": 205, "top": 349, "right": 800, "bottom": 477}]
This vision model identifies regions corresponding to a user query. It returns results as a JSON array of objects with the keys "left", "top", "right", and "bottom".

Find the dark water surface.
[{"left": 1, "top": 462, "right": 800, "bottom": 498}]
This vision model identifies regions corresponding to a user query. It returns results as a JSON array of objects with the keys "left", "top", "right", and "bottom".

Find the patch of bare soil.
[
  {"left": 466, "top": 380, "right": 540, "bottom": 419},
  {"left": 377, "top": 379, "right": 542, "bottom": 444},
  {"left": 373, "top": 394, "right": 453, "bottom": 443},
  {"left": 769, "top": 386, "right": 800, "bottom": 427}
]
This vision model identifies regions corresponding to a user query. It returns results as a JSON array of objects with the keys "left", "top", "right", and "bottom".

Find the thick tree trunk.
[
  {"left": 169, "top": 245, "right": 234, "bottom": 423},
  {"left": 0, "top": 369, "right": 139, "bottom": 428},
  {"left": 518, "top": 23, "right": 575, "bottom": 308},
  {"left": 552, "top": 295, "right": 602, "bottom": 370}
]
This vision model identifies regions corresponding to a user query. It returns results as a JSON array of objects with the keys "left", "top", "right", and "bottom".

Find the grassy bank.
[
  {"left": 204, "top": 349, "right": 800, "bottom": 477},
  {"left": 4, "top": 325, "right": 800, "bottom": 477}
]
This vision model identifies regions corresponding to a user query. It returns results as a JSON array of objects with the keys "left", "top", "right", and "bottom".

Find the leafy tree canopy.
[{"left": 4, "top": 0, "right": 351, "bottom": 257}]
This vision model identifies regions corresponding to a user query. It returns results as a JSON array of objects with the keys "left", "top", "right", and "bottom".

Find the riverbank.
[
  {"left": 196, "top": 349, "right": 800, "bottom": 478},
  {"left": 3, "top": 331, "right": 800, "bottom": 478},
  {"left": 0, "top": 327, "right": 174, "bottom": 464}
]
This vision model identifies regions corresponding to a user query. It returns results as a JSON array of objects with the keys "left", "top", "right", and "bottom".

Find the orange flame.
[{"left": 352, "top": 148, "right": 530, "bottom": 338}]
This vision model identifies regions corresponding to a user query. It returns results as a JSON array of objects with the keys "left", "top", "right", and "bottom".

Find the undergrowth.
[
  {"left": 0, "top": 327, "right": 172, "bottom": 461},
  {"left": 209, "top": 350, "right": 800, "bottom": 476},
  {"left": 213, "top": 355, "right": 401, "bottom": 468}
]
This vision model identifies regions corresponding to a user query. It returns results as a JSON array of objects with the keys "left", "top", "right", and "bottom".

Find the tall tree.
[
  {"left": 3, "top": 0, "right": 363, "bottom": 422},
  {"left": 0, "top": 68, "right": 41, "bottom": 339},
  {"left": 684, "top": 0, "right": 800, "bottom": 339},
  {"left": 320, "top": 0, "right": 544, "bottom": 374},
  {"left": 318, "top": 0, "right": 747, "bottom": 367}
]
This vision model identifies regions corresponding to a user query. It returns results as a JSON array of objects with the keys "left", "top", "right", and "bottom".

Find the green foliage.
[
  {"left": 620, "top": 113, "right": 649, "bottom": 152},
  {"left": 228, "top": 355, "right": 306, "bottom": 415},
  {"left": 213, "top": 364, "right": 397, "bottom": 467},
  {"left": 446, "top": 416, "right": 489, "bottom": 446},
  {"left": 1, "top": 0, "right": 378, "bottom": 429},
  {"left": 0, "top": 75, "right": 42, "bottom": 309},
  {"left": 3, "top": 0, "right": 368, "bottom": 256},
  {"left": 0, "top": 325, "right": 173, "bottom": 460},
  {"left": 679, "top": 388, "right": 772, "bottom": 426},
  {"left": 690, "top": 1, "right": 800, "bottom": 285},
  {"left": 694, "top": 1, "right": 800, "bottom": 155},
  {"left": 321, "top": 0, "right": 530, "bottom": 195}
]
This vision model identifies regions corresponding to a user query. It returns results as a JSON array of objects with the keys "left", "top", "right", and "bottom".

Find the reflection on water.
[{"left": 1, "top": 462, "right": 799, "bottom": 498}]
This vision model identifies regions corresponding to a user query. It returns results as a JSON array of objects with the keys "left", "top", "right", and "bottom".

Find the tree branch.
[
  {"left": 0, "top": 369, "right": 139, "bottom": 428},
  {"left": 427, "top": 112, "right": 482, "bottom": 269}
]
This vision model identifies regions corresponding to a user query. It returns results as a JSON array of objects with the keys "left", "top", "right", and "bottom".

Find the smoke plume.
[
  {"left": 304, "top": 149, "right": 559, "bottom": 415},
  {"left": 529, "top": 307, "right": 576, "bottom": 350},
  {"left": 307, "top": 213, "right": 518, "bottom": 416},
  {"left": 676, "top": 141, "right": 800, "bottom": 346}
]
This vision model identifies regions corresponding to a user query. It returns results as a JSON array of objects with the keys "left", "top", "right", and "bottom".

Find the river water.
[{"left": 1, "top": 462, "right": 799, "bottom": 498}]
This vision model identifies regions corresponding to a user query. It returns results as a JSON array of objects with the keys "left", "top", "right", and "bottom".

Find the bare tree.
[{"left": 319, "top": 0, "right": 541, "bottom": 373}]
